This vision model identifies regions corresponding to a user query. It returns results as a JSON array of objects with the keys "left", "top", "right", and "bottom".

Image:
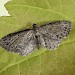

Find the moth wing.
[
  {"left": 0, "top": 29, "right": 37, "bottom": 56},
  {"left": 37, "top": 20, "right": 72, "bottom": 49}
]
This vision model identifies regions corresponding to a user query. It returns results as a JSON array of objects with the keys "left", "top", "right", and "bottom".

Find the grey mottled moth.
[{"left": 0, "top": 20, "right": 72, "bottom": 56}]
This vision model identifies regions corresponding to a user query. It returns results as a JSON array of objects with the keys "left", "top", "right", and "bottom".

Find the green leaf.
[{"left": 0, "top": 0, "right": 75, "bottom": 75}]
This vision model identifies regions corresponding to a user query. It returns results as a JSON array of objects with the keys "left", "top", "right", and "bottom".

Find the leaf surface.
[{"left": 0, "top": 0, "right": 75, "bottom": 75}]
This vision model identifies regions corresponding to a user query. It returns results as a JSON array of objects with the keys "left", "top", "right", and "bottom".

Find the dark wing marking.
[
  {"left": 36, "top": 20, "right": 72, "bottom": 49},
  {"left": 0, "top": 29, "right": 38, "bottom": 56}
]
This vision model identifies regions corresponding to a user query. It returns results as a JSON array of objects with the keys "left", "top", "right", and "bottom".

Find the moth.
[{"left": 0, "top": 20, "right": 72, "bottom": 56}]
